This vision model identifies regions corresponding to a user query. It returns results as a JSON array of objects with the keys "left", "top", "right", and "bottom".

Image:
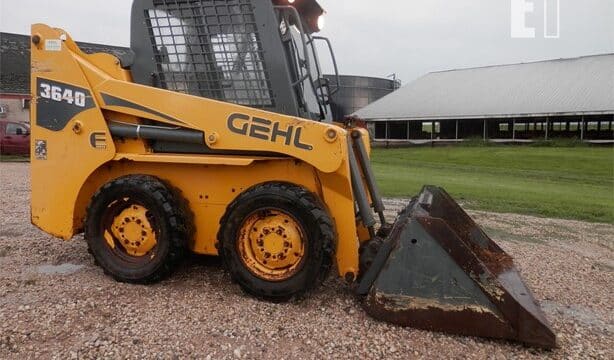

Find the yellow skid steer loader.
[{"left": 30, "top": 0, "right": 556, "bottom": 348}]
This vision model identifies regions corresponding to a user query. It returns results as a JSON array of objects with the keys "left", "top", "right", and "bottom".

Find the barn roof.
[
  {"left": 1, "top": 32, "right": 129, "bottom": 95},
  {"left": 355, "top": 54, "right": 614, "bottom": 121}
]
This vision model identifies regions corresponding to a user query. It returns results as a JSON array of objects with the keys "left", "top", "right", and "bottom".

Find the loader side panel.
[
  {"left": 30, "top": 25, "right": 116, "bottom": 239},
  {"left": 91, "top": 78, "right": 346, "bottom": 173}
]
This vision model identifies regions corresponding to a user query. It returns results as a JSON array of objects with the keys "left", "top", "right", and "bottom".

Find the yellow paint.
[
  {"left": 30, "top": 25, "right": 116, "bottom": 238},
  {"left": 110, "top": 205, "right": 157, "bottom": 257},
  {"left": 113, "top": 153, "right": 266, "bottom": 166},
  {"left": 237, "top": 210, "right": 305, "bottom": 281},
  {"left": 29, "top": 24, "right": 378, "bottom": 279},
  {"left": 104, "top": 230, "right": 115, "bottom": 249}
]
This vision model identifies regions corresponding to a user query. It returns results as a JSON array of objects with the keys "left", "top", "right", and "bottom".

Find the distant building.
[
  {"left": 0, "top": 32, "right": 128, "bottom": 124},
  {"left": 356, "top": 54, "right": 614, "bottom": 144},
  {"left": 0, "top": 33, "right": 31, "bottom": 123}
]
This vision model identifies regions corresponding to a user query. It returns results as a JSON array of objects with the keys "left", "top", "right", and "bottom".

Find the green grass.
[
  {"left": 0, "top": 155, "right": 29, "bottom": 162},
  {"left": 371, "top": 146, "right": 614, "bottom": 223}
]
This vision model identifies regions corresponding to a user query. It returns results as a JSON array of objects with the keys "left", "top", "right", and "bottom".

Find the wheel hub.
[
  {"left": 110, "top": 205, "right": 157, "bottom": 257},
  {"left": 238, "top": 210, "right": 305, "bottom": 281}
]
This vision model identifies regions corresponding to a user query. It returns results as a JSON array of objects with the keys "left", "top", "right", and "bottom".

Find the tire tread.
[
  {"left": 84, "top": 175, "right": 189, "bottom": 284},
  {"left": 218, "top": 182, "right": 335, "bottom": 300}
]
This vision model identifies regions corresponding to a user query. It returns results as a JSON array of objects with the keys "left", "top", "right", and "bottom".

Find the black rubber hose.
[{"left": 108, "top": 122, "right": 204, "bottom": 145}]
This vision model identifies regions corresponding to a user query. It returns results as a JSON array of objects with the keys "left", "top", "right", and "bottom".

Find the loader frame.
[{"left": 30, "top": 24, "right": 368, "bottom": 280}]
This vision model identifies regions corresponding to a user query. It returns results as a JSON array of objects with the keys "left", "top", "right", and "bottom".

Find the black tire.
[
  {"left": 218, "top": 183, "right": 335, "bottom": 301},
  {"left": 85, "top": 175, "right": 189, "bottom": 284}
]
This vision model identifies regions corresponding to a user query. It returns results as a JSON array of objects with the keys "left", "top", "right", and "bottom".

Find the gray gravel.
[{"left": 1, "top": 162, "right": 613, "bottom": 359}]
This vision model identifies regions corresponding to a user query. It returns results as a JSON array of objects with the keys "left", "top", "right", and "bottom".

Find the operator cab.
[{"left": 129, "top": 0, "right": 339, "bottom": 122}]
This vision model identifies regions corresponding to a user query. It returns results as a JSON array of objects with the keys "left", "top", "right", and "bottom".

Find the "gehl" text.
[{"left": 227, "top": 113, "right": 313, "bottom": 151}]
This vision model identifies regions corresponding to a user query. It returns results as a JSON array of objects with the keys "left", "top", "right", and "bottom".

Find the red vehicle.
[{"left": 0, "top": 120, "right": 30, "bottom": 156}]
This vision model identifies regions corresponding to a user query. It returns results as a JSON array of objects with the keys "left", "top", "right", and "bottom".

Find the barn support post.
[
  {"left": 580, "top": 116, "right": 584, "bottom": 141},
  {"left": 455, "top": 120, "right": 459, "bottom": 140},
  {"left": 431, "top": 122, "right": 434, "bottom": 143},
  {"left": 406, "top": 120, "right": 410, "bottom": 140},
  {"left": 483, "top": 119, "right": 487, "bottom": 141},
  {"left": 545, "top": 117, "right": 549, "bottom": 140},
  {"left": 385, "top": 121, "right": 389, "bottom": 141},
  {"left": 512, "top": 118, "right": 516, "bottom": 140}
]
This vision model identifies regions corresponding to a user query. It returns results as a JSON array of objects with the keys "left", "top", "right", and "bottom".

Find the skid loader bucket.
[{"left": 356, "top": 186, "right": 556, "bottom": 348}]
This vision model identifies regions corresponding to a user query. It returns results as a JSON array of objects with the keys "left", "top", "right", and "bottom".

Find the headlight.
[{"left": 317, "top": 15, "right": 325, "bottom": 30}]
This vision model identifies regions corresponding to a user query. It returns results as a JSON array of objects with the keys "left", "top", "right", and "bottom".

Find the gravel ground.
[{"left": 1, "top": 162, "right": 612, "bottom": 359}]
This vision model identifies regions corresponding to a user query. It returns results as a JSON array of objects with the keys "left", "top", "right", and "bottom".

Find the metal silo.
[{"left": 325, "top": 75, "right": 400, "bottom": 121}]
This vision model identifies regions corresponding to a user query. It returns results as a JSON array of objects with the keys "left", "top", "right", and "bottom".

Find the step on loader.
[{"left": 30, "top": 0, "right": 556, "bottom": 348}]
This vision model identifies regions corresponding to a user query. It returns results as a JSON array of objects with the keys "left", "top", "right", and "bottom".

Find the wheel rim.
[
  {"left": 237, "top": 209, "right": 306, "bottom": 281},
  {"left": 103, "top": 202, "right": 157, "bottom": 258}
]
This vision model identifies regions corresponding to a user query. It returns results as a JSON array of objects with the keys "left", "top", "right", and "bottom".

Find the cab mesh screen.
[{"left": 147, "top": 0, "right": 274, "bottom": 107}]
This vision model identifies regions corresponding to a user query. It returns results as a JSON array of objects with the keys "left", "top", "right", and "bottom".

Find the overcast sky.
[{"left": 1, "top": 0, "right": 612, "bottom": 83}]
